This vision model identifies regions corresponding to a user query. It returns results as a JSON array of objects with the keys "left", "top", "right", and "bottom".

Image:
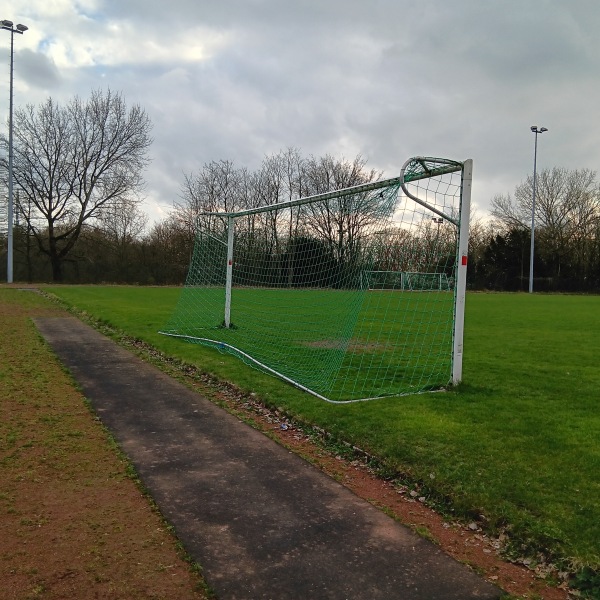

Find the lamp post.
[
  {"left": 1, "top": 19, "right": 28, "bottom": 284},
  {"left": 528, "top": 125, "right": 548, "bottom": 294}
]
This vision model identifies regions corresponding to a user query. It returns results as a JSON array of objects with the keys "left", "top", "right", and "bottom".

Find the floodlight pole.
[
  {"left": 528, "top": 125, "right": 548, "bottom": 294},
  {"left": 2, "top": 19, "right": 27, "bottom": 284},
  {"left": 432, "top": 217, "right": 443, "bottom": 241}
]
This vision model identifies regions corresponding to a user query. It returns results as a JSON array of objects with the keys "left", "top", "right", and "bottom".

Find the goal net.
[{"left": 160, "top": 157, "right": 472, "bottom": 402}]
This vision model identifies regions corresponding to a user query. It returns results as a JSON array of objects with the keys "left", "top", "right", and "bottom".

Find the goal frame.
[{"left": 162, "top": 156, "right": 472, "bottom": 400}]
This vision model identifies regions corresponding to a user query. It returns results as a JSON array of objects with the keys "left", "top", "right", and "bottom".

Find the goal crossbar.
[{"left": 199, "top": 156, "right": 463, "bottom": 225}]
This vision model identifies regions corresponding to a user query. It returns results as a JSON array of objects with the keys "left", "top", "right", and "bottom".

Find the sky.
[{"left": 2, "top": 0, "right": 599, "bottom": 226}]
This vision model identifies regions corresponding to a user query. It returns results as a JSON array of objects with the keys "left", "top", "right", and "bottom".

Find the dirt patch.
[
  {"left": 304, "top": 339, "right": 385, "bottom": 352},
  {"left": 0, "top": 289, "right": 207, "bottom": 600}
]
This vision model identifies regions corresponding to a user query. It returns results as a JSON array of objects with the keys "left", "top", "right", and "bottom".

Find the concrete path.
[{"left": 35, "top": 316, "right": 501, "bottom": 600}]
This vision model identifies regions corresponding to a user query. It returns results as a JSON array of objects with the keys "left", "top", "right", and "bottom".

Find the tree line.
[
  {"left": 2, "top": 89, "right": 600, "bottom": 292},
  {"left": 470, "top": 168, "right": 600, "bottom": 291}
]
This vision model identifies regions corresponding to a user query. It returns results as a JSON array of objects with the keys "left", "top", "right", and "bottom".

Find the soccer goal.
[
  {"left": 368, "top": 271, "right": 453, "bottom": 291},
  {"left": 160, "top": 156, "right": 472, "bottom": 402}
]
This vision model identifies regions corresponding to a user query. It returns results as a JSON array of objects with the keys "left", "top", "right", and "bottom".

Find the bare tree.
[
  {"left": 96, "top": 198, "right": 148, "bottom": 281},
  {"left": 467, "top": 211, "right": 494, "bottom": 264},
  {"left": 175, "top": 151, "right": 384, "bottom": 286},
  {"left": 179, "top": 160, "right": 241, "bottom": 217},
  {"left": 493, "top": 168, "right": 600, "bottom": 232},
  {"left": 491, "top": 167, "right": 600, "bottom": 280},
  {"left": 4, "top": 89, "right": 152, "bottom": 281},
  {"left": 302, "top": 154, "right": 382, "bottom": 262},
  {"left": 142, "top": 215, "right": 193, "bottom": 284},
  {"left": 489, "top": 193, "right": 528, "bottom": 232}
]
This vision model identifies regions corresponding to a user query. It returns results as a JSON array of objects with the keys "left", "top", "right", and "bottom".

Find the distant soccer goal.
[
  {"left": 160, "top": 157, "right": 472, "bottom": 402},
  {"left": 367, "top": 271, "right": 453, "bottom": 291}
]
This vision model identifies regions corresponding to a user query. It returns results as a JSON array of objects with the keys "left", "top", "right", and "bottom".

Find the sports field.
[
  {"left": 161, "top": 286, "right": 455, "bottom": 400},
  {"left": 45, "top": 286, "right": 600, "bottom": 585}
]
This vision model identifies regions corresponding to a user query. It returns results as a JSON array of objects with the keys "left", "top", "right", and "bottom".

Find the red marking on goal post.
[
  {"left": 461, "top": 255, "right": 468, "bottom": 266},
  {"left": 228, "top": 260, "right": 232, "bottom": 265}
]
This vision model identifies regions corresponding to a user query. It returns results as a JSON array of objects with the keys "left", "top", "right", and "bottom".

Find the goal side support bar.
[
  {"left": 224, "top": 216, "right": 234, "bottom": 328},
  {"left": 452, "top": 159, "right": 472, "bottom": 385}
]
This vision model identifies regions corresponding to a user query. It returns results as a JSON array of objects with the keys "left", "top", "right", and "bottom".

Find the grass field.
[
  {"left": 45, "top": 285, "right": 600, "bottom": 584},
  {"left": 161, "top": 286, "right": 455, "bottom": 400}
]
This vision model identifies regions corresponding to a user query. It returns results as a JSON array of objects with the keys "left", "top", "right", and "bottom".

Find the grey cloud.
[
  {"left": 16, "top": 48, "right": 61, "bottom": 91},
  {"left": 7, "top": 0, "right": 600, "bottom": 222}
]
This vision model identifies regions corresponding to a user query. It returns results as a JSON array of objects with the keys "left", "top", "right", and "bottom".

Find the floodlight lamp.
[
  {"left": 540, "top": 127, "right": 548, "bottom": 133},
  {"left": 530, "top": 125, "right": 538, "bottom": 132},
  {"left": 1, "top": 19, "right": 14, "bottom": 28},
  {"left": 16, "top": 24, "right": 28, "bottom": 32}
]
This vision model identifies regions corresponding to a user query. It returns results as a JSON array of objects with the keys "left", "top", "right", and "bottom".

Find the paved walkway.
[{"left": 35, "top": 316, "right": 501, "bottom": 600}]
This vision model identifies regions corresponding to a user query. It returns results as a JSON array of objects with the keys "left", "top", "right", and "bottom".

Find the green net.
[{"left": 161, "top": 157, "right": 469, "bottom": 402}]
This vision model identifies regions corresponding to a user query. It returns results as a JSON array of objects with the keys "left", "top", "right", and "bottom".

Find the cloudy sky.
[{"left": 2, "top": 0, "right": 599, "bottom": 225}]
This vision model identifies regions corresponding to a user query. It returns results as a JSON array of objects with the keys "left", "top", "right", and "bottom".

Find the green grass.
[
  {"left": 162, "top": 285, "right": 454, "bottom": 400},
  {"left": 44, "top": 285, "right": 600, "bottom": 575}
]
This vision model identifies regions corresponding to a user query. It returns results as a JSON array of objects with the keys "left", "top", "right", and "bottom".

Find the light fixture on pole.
[
  {"left": 1, "top": 19, "right": 28, "bottom": 284},
  {"left": 432, "top": 216, "right": 443, "bottom": 241},
  {"left": 528, "top": 125, "right": 548, "bottom": 294}
]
